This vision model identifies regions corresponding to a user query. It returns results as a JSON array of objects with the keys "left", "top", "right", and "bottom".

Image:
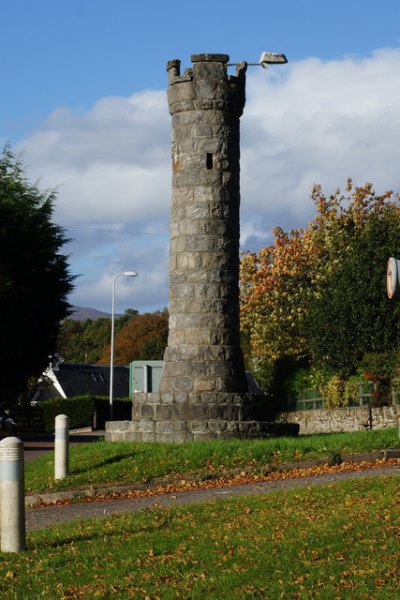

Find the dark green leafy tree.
[
  {"left": 0, "top": 147, "right": 74, "bottom": 405},
  {"left": 56, "top": 318, "right": 84, "bottom": 362},
  {"left": 303, "top": 184, "right": 400, "bottom": 376},
  {"left": 57, "top": 309, "right": 139, "bottom": 363},
  {"left": 81, "top": 318, "right": 113, "bottom": 363},
  {"left": 56, "top": 318, "right": 109, "bottom": 364},
  {"left": 241, "top": 182, "right": 400, "bottom": 404}
]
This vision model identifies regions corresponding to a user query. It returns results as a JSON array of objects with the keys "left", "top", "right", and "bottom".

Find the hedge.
[{"left": 38, "top": 395, "right": 132, "bottom": 432}]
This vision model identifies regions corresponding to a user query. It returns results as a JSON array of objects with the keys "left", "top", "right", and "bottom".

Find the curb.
[{"left": 25, "top": 448, "right": 400, "bottom": 508}]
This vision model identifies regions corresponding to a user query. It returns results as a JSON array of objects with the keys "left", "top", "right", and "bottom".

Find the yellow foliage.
[{"left": 240, "top": 183, "right": 399, "bottom": 375}]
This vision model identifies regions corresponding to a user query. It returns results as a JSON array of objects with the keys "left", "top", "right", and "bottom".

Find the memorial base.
[{"left": 105, "top": 391, "right": 299, "bottom": 442}]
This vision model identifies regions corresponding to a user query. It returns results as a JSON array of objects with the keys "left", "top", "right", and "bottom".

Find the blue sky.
[{"left": 2, "top": 0, "right": 400, "bottom": 314}]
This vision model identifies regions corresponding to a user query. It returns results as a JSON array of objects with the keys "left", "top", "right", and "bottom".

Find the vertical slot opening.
[{"left": 206, "top": 153, "right": 213, "bottom": 170}]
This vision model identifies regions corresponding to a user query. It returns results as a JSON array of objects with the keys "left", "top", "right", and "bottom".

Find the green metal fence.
[{"left": 287, "top": 380, "right": 400, "bottom": 411}]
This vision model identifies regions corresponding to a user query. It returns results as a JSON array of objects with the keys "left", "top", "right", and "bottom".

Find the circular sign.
[{"left": 387, "top": 257, "right": 400, "bottom": 299}]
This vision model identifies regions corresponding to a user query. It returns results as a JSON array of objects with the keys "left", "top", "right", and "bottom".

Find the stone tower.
[
  {"left": 108, "top": 54, "right": 293, "bottom": 442},
  {"left": 160, "top": 53, "right": 248, "bottom": 396}
]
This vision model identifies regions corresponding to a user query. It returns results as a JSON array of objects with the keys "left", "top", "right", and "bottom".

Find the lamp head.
[
  {"left": 123, "top": 271, "right": 138, "bottom": 277},
  {"left": 259, "top": 51, "right": 288, "bottom": 68}
]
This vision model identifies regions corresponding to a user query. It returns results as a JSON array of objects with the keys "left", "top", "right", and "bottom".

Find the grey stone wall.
[
  {"left": 285, "top": 405, "right": 400, "bottom": 435},
  {"left": 106, "top": 392, "right": 298, "bottom": 442},
  {"left": 160, "top": 54, "right": 248, "bottom": 396},
  {"left": 122, "top": 54, "right": 298, "bottom": 442}
]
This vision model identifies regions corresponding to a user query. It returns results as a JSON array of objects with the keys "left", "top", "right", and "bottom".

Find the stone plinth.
[{"left": 107, "top": 392, "right": 299, "bottom": 442}]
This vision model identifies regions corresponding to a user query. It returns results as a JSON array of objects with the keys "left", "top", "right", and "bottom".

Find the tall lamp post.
[{"left": 109, "top": 271, "right": 138, "bottom": 421}]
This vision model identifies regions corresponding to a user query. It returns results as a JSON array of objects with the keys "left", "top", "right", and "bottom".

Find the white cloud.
[
  {"left": 240, "top": 48, "right": 400, "bottom": 242},
  {"left": 16, "top": 48, "right": 400, "bottom": 310},
  {"left": 19, "top": 90, "right": 171, "bottom": 226},
  {"left": 72, "top": 243, "right": 169, "bottom": 314}
]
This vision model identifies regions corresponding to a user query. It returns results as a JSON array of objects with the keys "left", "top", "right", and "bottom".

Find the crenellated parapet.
[{"left": 167, "top": 54, "right": 247, "bottom": 117}]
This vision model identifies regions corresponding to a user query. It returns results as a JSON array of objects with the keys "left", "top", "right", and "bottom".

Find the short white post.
[
  {"left": 0, "top": 437, "right": 26, "bottom": 553},
  {"left": 55, "top": 414, "right": 69, "bottom": 480}
]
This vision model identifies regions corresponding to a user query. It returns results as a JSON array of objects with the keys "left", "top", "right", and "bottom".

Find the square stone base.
[{"left": 105, "top": 391, "right": 299, "bottom": 442}]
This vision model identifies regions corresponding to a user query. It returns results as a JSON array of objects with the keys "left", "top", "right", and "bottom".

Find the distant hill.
[{"left": 69, "top": 306, "right": 112, "bottom": 321}]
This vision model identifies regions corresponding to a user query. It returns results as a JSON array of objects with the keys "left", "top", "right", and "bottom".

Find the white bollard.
[
  {"left": 0, "top": 437, "right": 26, "bottom": 553},
  {"left": 55, "top": 414, "right": 69, "bottom": 480}
]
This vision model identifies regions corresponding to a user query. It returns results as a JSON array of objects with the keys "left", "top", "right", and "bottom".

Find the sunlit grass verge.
[
  {"left": 2, "top": 475, "right": 399, "bottom": 599},
  {"left": 25, "top": 427, "right": 399, "bottom": 494}
]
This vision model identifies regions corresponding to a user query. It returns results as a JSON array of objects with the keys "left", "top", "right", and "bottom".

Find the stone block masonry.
[
  {"left": 107, "top": 392, "right": 299, "bottom": 442},
  {"left": 161, "top": 54, "right": 248, "bottom": 397},
  {"left": 107, "top": 53, "right": 298, "bottom": 442},
  {"left": 285, "top": 405, "right": 400, "bottom": 435}
]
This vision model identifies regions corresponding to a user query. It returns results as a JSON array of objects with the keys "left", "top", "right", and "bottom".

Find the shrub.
[
  {"left": 38, "top": 395, "right": 96, "bottom": 432},
  {"left": 38, "top": 395, "right": 132, "bottom": 432}
]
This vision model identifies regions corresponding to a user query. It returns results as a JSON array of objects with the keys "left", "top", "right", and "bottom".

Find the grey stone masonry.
[
  {"left": 161, "top": 53, "right": 248, "bottom": 396},
  {"left": 113, "top": 53, "right": 299, "bottom": 442},
  {"left": 108, "top": 392, "right": 299, "bottom": 442},
  {"left": 285, "top": 405, "right": 400, "bottom": 435}
]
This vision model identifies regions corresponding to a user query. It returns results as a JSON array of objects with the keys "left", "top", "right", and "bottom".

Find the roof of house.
[
  {"left": 34, "top": 364, "right": 129, "bottom": 402},
  {"left": 33, "top": 362, "right": 263, "bottom": 403}
]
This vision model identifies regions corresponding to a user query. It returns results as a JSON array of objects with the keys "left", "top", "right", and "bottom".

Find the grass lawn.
[
  {"left": 1, "top": 474, "right": 399, "bottom": 599},
  {"left": 24, "top": 427, "right": 399, "bottom": 494}
]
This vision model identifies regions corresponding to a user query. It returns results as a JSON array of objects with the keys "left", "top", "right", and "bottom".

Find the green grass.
[
  {"left": 1, "top": 475, "right": 399, "bottom": 599},
  {"left": 24, "top": 427, "right": 399, "bottom": 494}
]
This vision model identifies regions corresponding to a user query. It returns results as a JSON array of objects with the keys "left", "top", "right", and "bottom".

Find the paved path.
[
  {"left": 25, "top": 463, "right": 400, "bottom": 532},
  {"left": 21, "top": 431, "right": 105, "bottom": 462}
]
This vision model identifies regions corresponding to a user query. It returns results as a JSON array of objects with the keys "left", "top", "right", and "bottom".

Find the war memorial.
[{"left": 107, "top": 54, "right": 298, "bottom": 442}]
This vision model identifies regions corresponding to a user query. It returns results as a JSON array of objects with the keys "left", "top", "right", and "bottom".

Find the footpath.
[
  {"left": 25, "top": 448, "right": 400, "bottom": 532},
  {"left": 21, "top": 430, "right": 105, "bottom": 462}
]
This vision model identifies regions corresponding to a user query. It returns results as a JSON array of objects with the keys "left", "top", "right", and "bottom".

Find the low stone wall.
[
  {"left": 285, "top": 405, "right": 400, "bottom": 435},
  {"left": 105, "top": 405, "right": 399, "bottom": 440}
]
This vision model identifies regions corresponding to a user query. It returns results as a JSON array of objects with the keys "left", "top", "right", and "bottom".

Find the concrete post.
[
  {"left": 55, "top": 414, "right": 69, "bottom": 480},
  {"left": 0, "top": 437, "right": 26, "bottom": 552}
]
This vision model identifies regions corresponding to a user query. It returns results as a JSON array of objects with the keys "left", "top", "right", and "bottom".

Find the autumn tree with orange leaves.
[
  {"left": 240, "top": 182, "right": 400, "bottom": 396},
  {"left": 98, "top": 309, "right": 168, "bottom": 365}
]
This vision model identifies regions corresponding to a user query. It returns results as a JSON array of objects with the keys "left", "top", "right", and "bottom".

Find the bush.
[
  {"left": 91, "top": 397, "right": 132, "bottom": 429},
  {"left": 38, "top": 395, "right": 96, "bottom": 432},
  {"left": 321, "top": 375, "right": 347, "bottom": 409},
  {"left": 362, "top": 352, "right": 397, "bottom": 380},
  {"left": 38, "top": 395, "right": 132, "bottom": 432}
]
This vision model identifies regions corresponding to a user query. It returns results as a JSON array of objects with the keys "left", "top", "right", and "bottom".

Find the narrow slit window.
[{"left": 206, "top": 153, "right": 213, "bottom": 170}]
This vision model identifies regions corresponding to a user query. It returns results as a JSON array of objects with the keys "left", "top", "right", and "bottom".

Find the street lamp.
[
  {"left": 109, "top": 271, "right": 138, "bottom": 421},
  {"left": 228, "top": 50, "right": 288, "bottom": 69}
]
